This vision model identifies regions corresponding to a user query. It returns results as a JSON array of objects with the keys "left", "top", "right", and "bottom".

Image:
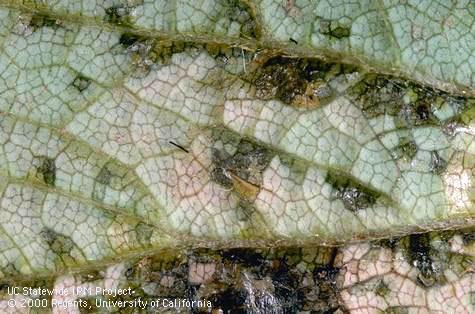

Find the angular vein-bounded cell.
[
  {"left": 66, "top": 87, "right": 193, "bottom": 165},
  {"left": 125, "top": 50, "right": 224, "bottom": 125},
  {"left": 132, "top": 0, "right": 257, "bottom": 38}
]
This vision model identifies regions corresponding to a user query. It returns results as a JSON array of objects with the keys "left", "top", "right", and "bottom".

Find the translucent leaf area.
[{"left": 0, "top": 0, "right": 474, "bottom": 312}]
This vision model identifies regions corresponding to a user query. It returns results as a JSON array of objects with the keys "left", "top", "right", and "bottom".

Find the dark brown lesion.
[
  {"left": 210, "top": 131, "right": 272, "bottom": 201},
  {"left": 351, "top": 74, "right": 467, "bottom": 127},
  {"left": 251, "top": 56, "right": 356, "bottom": 108}
]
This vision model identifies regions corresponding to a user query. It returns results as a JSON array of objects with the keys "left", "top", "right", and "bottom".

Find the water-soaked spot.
[
  {"left": 390, "top": 137, "right": 417, "bottom": 161},
  {"left": 252, "top": 56, "right": 348, "bottom": 107},
  {"left": 326, "top": 173, "right": 377, "bottom": 212},
  {"left": 442, "top": 120, "right": 462, "bottom": 137},
  {"left": 72, "top": 75, "right": 91, "bottom": 92},
  {"left": 319, "top": 19, "right": 351, "bottom": 39},
  {"left": 14, "top": 14, "right": 61, "bottom": 36},
  {"left": 40, "top": 228, "right": 77, "bottom": 265},
  {"left": 136, "top": 223, "right": 154, "bottom": 246},
  {"left": 416, "top": 102, "right": 431, "bottom": 121},
  {"left": 37, "top": 156, "right": 56, "bottom": 186},
  {"left": 235, "top": 200, "right": 255, "bottom": 223},
  {"left": 40, "top": 228, "right": 73, "bottom": 254},
  {"left": 375, "top": 279, "right": 390, "bottom": 297},
  {"left": 93, "top": 163, "right": 115, "bottom": 202},
  {"left": 269, "top": 259, "right": 299, "bottom": 312},
  {"left": 96, "top": 164, "right": 112, "bottom": 185},
  {"left": 429, "top": 151, "right": 447, "bottom": 175},
  {"left": 448, "top": 254, "right": 474, "bottom": 276},
  {"left": 104, "top": 247, "right": 350, "bottom": 313},
  {"left": 405, "top": 234, "right": 443, "bottom": 287}
]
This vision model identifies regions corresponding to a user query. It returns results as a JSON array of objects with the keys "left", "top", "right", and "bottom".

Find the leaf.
[{"left": 0, "top": 1, "right": 474, "bottom": 310}]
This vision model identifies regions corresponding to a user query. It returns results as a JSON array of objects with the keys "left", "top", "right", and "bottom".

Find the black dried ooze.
[
  {"left": 326, "top": 173, "right": 377, "bottom": 212},
  {"left": 37, "top": 156, "right": 56, "bottom": 186},
  {"left": 252, "top": 56, "right": 355, "bottom": 107},
  {"left": 119, "top": 32, "right": 146, "bottom": 48},
  {"left": 350, "top": 74, "right": 466, "bottom": 126}
]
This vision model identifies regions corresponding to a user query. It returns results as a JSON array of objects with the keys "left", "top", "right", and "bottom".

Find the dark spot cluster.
[
  {"left": 209, "top": 248, "right": 343, "bottom": 313},
  {"left": 326, "top": 173, "right": 377, "bottom": 212},
  {"left": 111, "top": 247, "right": 346, "bottom": 313}
]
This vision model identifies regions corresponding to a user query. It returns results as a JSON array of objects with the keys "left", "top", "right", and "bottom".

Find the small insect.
[
  {"left": 289, "top": 38, "right": 298, "bottom": 44},
  {"left": 169, "top": 141, "right": 189, "bottom": 153}
]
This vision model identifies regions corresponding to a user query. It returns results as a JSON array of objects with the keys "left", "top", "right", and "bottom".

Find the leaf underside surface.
[{"left": 0, "top": 0, "right": 474, "bottom": 312}]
